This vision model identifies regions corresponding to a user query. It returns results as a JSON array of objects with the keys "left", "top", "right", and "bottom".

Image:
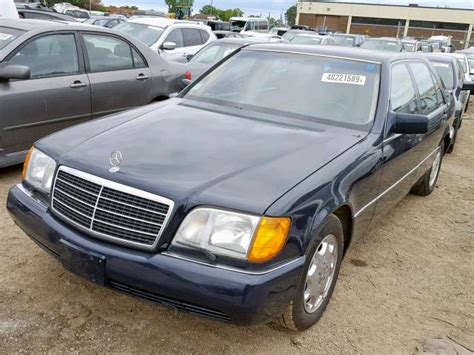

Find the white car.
[
  {"left": 114, "top": 18, "right": 216, "bottom": 63},
  {"left": 229, "top": 17, "right": 269, "bottom": 38}
]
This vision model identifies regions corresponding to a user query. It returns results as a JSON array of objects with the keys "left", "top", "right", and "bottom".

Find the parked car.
[
  {"left": 83, "top": 16, "right": 125, "bottom": 28},
  {"left": 360, "top": 37, "right": 403, "bottom": 52},
  {"left": 332, "top": 33, "right": 367, "bottom": 47},
  {"left": 7, "top": 44, "right": 460, "bottom": 331},
  {"left": 281, "top": 29, "right": 315, "bottom": 42},
  {"left": 455, "top": 50, "right": 474, "bottom": 80},
  {"left": 0, "top": 19, "right": 184, "bottom": 168},
  {"left": 183, "top": 38, "right": 270, "bottom": 83},
  {"left": 229, "top": 17, "right": 269, "bottom": 35},
  {"left": 114, "top": 17, "right": 216, "bottom": 63},
  {"left": 441, "top": 53, "right": 474, "bottom": 94},
  {"left": 17, "top": 8, "right": 77, "bottom": 22},
  {"left": 269, "top": 27, "right": 289, "bottom": 37},
  {"left": 64, "top": 9, "right": 90, "bottom": 22},
  {"left": 425, "top": 54, "right": 469, "bottom": 152},
  {"left": 289, "top": 34, "right": 337, "bottom": 45},
  {"left": 402, "top": 39, "right": 422, "bottom": 52}
]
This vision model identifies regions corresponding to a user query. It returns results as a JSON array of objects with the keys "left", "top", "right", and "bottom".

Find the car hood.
[{"left": 41, "top": 99, "right": 364, "bottom": 214}]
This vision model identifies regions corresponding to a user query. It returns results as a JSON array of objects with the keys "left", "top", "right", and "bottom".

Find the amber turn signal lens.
[
  {"left": 248, "top": 217, "right": 291, "bottom": 263},
  {"left": 22, "top": 147, "right": 34, "bottom": 180}
]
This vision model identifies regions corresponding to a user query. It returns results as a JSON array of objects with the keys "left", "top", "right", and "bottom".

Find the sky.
[{"left": 103, "top": 0, "right": 474, "bottom": 18}]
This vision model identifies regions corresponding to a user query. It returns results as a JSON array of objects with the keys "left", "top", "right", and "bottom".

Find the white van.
[
  {"left": 0, "top": 0, "right": 19, "bottom": 19},
  {"left": 230, "top": 17, "right": 269, "bottom": 34}
]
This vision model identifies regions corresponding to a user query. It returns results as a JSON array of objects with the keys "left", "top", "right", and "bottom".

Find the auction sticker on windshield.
[
  {"left": 0, "top": 33, "right": 13, "bottom": 40},
  {"left": 322, "top": 73, "right": 367, "bottom": 85}
]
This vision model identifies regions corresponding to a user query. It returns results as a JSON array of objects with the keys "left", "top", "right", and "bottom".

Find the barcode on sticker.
[{"left": 322, "top": 73, "right": 367, "bottom": 86}]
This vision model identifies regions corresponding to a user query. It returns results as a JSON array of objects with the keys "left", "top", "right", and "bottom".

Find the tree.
[
  {"left": 165, "top": 0, "right": 194, "bottom": 14},
  {"left": 199, "top": 4, "right": 243, "bottom": 21},
  {"left": 286, "top": 4, "right": 297, "bottom": 26}
]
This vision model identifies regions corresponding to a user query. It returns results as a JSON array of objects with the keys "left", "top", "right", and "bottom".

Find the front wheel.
[
  {"left": 278, "top": 215, "right": 344, "bottom": 331},
  {"left": 411, "top": 144, "right": 444, "bottom": 196}
]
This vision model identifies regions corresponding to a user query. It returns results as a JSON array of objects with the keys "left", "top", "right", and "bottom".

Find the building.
[{"left": 297, "top": 1, "right": 474, "bottom": 49}]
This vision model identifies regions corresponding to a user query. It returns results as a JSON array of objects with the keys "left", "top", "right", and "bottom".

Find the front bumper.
[{"left": 7, "top": 184, "right": 305, "bottom": 325}]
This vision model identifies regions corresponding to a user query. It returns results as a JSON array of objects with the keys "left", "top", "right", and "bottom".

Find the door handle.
[
  {"left": 70, "top": 81, "right": 87, "bottom": 89},
  {"left": 136, "top": 74, "right": 149, "bottom": 81}
]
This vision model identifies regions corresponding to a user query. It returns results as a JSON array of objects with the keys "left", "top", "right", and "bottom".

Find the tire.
[
  {"left": 411, "top": 143, "right": 444, "bottom": 196},
  {"left": 278, "top": 215, "right": 344, "bottom": 331}
]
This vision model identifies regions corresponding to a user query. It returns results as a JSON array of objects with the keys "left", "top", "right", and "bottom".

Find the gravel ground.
[{"left": 1, "top": 102, "right": 473, "bottom": 354}]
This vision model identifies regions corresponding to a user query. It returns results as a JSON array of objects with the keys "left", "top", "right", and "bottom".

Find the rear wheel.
[
  {"left": 278, "top": 215, "right": 344, "bottom": 331},
  {"left": 411, "top": 144, "right": 443, "bottom": 196}
]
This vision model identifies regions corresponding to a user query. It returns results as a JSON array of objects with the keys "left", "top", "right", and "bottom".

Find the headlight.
[
  {"left": 22, "top": 147, "right": 57, "bottom": 194},
  {"left": 172, "top": 208, "right": 291, "bottom": 262}
]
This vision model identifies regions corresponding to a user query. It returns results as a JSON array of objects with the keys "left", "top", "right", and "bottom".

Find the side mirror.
[
  {"left": 0, "top": 65, "right": 31, "bottom": 81},
  {"left": 462, "top": 81, "right": 474, "bottom": 91},
  {"left": 162, "top": 42, "right": 177, "bottom": 50},
  {"left": 181, "top": 78, "right": 193, "bottom": 88},
  {"left": 392, "top": 112, "right": 429, "bottom": 134}
]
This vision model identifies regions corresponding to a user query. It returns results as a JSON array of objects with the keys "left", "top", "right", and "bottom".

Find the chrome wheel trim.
[
  {"left": 429, "top": 150, "right": 442, "bottom": 187},
  {"left": 303, "top": 234, "right": 339, "bottom": 314}
]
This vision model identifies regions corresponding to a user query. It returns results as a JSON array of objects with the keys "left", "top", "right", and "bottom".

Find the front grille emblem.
[{"left": 109, "top": 151, "right": 123, "bottom": 173}]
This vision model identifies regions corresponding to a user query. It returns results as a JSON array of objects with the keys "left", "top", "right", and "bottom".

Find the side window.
[
  {"left": 245, "top": 21, "right": 255, "bottom": 31},
  {"left": 200, "top": 30, "right": 210, "bottom": 43},
  {"left": 8, "top": 34, "right": 79, "bottom": 78},
  {"left": 132, "top": 48, "right": 146, "bottom": 68},
  {"left": 183, "top": 28, "right": 203, "bottom": 46},
  {"left": 83, "top": 34, "right": 133, "bottom": 73},
  {"left": 24, "top": 12, "right": 53, "bottom": 20},
  {"left": 409, "top": 62, "right": 441, "bottom": 115},
  {"left": 164, "top": 29, "right": 184, "bottom": 48},
  {"left": 390, "top": 63, "right": 418, "bottom": 114}
]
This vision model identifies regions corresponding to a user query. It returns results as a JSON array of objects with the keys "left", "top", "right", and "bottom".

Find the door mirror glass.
[
  {"left": 0, "top": 65, "right": 31, "bottom": 80},
  {"left": 162, "top": 41, "right": 177, "bottom": 50},
  {"left": 393, "top": 112, "right": 429, "bottom": 134}
]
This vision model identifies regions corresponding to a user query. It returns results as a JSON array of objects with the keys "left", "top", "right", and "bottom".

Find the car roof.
[
  {"left": 0, "top": 18, "right": 66, "bottom": 31},
  {"left": 422, "top": 53, "right": 456, "bottom": 64},
  {"left": 213, "top": 38, "right": 271, "bottom": 45},
  {"left": 243, "top": 44, "right": 426, "bottom": 65},
  {"left": 229, "top": 17, "right": 267, "bottom": 21},
  {"left": 127, "top": 17, "right": 190, "bottom": 27}
]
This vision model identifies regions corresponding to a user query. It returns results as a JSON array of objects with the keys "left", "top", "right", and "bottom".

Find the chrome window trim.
[
  {"left": 353, "top": 147, "right": 440, "bottom": 218},
  {"left": 162, "top": 252, "right": 304, "bottom": 275},
  {"left": 51, "top": 166, "right": 174, "bottom": 250}
]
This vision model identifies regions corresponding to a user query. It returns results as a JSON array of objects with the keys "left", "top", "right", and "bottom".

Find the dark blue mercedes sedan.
[{"left": 7, "top": 45, "right": 457, "bottom": 331}]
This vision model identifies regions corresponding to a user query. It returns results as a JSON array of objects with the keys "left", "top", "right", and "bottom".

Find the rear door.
[
  {"left": 0, "top": 32, "right": 91, "bottom": 154},
  {"left": 81, "top": 32, "right": 152, "bottom": 117}
]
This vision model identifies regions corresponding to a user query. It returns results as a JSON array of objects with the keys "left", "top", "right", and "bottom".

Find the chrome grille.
[{"left": 51, "top": 166, "right": 174, "bottom": 249}]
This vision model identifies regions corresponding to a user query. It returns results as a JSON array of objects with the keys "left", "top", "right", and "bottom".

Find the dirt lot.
[{"left": 1, "top": 104, "right": 473, "bottom": 354}]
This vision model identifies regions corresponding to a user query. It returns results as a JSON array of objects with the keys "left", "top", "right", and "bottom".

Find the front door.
[{"left": 0, "top": 32, "right": 91, "bottom": 154}]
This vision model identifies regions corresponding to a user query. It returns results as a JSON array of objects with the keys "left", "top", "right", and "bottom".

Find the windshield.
[
  {"left": 361, "top": 39, "right": 400, "bottom": 52},
  {"left": 290, "top": 36, "right": 323, "bottom": 45},
  {"left": 230, "top": 20, "right": 246, "bottom": 32},
  {"left": 185, "top": 50, "right": 380, "bottom": 130},
  {"left": 432, "top": 62, "right": 454, "bottom": 89},
  {"left": 333, "top": 35, "right": 355, "bottom": 47},
  {"left": 191, "top": 42, "right": 241, "bottom": 65},
  {"left": 114, "top": 22, "right": 164, "bottom": 46},
  {"left": 0, "top": 27, "right": 25, "bottom": 50}
]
